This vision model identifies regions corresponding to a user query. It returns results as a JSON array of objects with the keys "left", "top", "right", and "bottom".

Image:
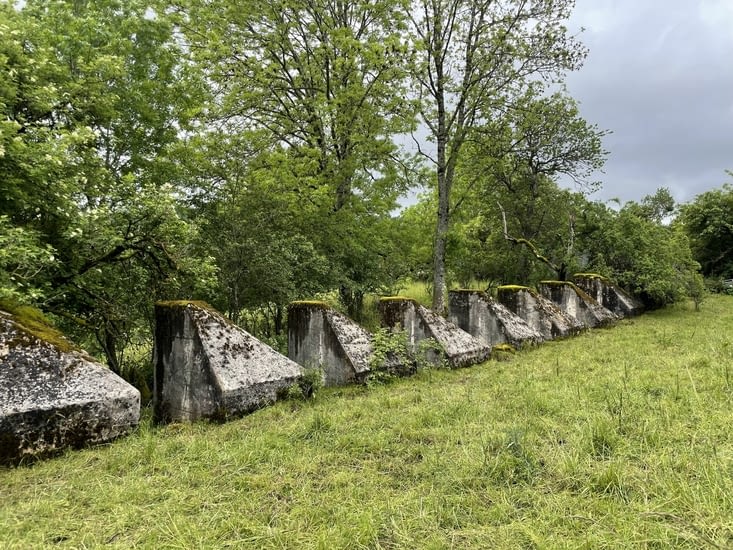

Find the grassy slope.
[{"left": 2, "top": 298, "right": 733, "bottom": 549}]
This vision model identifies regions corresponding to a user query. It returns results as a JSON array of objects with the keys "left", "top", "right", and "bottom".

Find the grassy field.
[{"left": 2, "top": 297, "right": 733, "bottom": 548}]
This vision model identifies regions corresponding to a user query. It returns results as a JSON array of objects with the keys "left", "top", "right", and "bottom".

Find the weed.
[{"left": 281, "top": 365, "right": 324, "bottom": 401}]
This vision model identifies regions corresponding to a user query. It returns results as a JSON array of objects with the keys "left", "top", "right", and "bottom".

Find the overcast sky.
[{"left": 564, "top": 0, "right": 733, "bottom": 205}]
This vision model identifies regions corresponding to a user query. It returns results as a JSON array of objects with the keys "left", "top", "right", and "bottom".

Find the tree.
[
  {"left": 677, "top": 178, "right": 733, "bottom": 278},
  {"left": 0, "top": 1, "right": 213, "bottom": 376},
  {"left": 582, "top": 192, "right": 701, "bottom": 309},
  {"left": 408, "top": 0, "right": 587, "bottom": 313},
  {"left": 172, "top": 0, "right": 416, "bottom": 317},
  {"left": 454, "top": 91, "right": 606, "bottom": 282}
]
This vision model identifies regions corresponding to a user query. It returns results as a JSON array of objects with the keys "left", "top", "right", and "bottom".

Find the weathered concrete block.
[
  {"left": 0, "top": 309, "right": 140, "bottom": 464},
  {"left": 496, "top": 285, "right": 583, "bottom": 340},
  {"left": 378, "top": 297, "right": 491, "bottom": 368},
  {"left": 153, "top": 301, "right": 302, "bottom": 423},
  {"left": 288, "top": 301, "right": 394, "bottom": 386},
  {"left": 538, "top": 281, "right": 618, "bottom": 328},
  {"left": 573, "top": 273, "right": 644, "bottom": 318},
  {"left": 448, "top": 290, "right": 544, "bottom": 348}
]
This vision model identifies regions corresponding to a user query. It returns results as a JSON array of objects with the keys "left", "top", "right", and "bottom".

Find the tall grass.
[{"left": 2, "top": 298, "right": 733, "bottom": 548}]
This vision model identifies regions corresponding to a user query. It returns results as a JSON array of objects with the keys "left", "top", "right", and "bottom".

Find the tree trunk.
[
  {"left": 432, "top": 174, "right": 450, "bottom": 315},
  {"left": 98, "top": 325, "right": 120, "bottom": 375},
  {"left": 274, "top": 305, "right": 283, "bottom": 335},
  {"left": 431, "top": 4, "right": 449, "bottom": 315}
]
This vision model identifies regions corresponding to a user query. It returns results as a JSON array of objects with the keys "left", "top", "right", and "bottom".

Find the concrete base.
[
  {"left": 538, "top": 281, "right": 618, "bottom": 328},
  {"left": 379, "top": 297, "right": 491, "bottom": 368},
  {"left": 573, "top": 273, "right": 644, "bottom": 318},
  {"left": 287, "top": 301, "right": 377, "bottom": 386},
  {"left": 154, "top": 301, "right": 302, "bottom": 423},
  {"left": 1, "top": 310, "right": 140, "bottom": 464},
  {"left": 448, "top": 290, "right": 543, "bottom": 348},
  {"left": 496, "top": 286, "right": 583, "bottom": 340}
]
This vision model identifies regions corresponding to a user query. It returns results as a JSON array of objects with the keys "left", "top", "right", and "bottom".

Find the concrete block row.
[{"left": 1, "top": 274, "right": 641, "bottom": 463}]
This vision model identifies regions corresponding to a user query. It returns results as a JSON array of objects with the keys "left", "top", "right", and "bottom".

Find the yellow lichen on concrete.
[
  {"left": 497, "top": 285, "right": 531, "bottom": 292},
  {"left": 0, "top": 299, "right": 77, "bottom": 353},
  {"left": 288, "top": 300, "right": 332, "bottom": 310}
]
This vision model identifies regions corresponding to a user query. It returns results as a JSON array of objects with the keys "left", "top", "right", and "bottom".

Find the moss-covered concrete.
[
  {"left": 538, "top": 282, "right": 618, "bottom": 329},
  {"left": 288, "top": 302, "right": 372, "bottom": 386},
  {"left": 448, "top": 290, "right": 543, "bottom": 349},
  {"left": 497, "top": 285, "right": 532, "bottom": 292},
  {"left": 1, "top": 309, "right": 140, "bottom": 464},
  {"left": 288, "top": 300, "right": 332, "bottom": 310},
  {"left": 153, "top": 302, "right": 302, "bottom": 423},
  {"left": 0, "top": 299, "right": 78, "bottom": 353},
  {"left": 572, "top": 275, "right": 644, "bottom": 318},
  {"left": 497, "top": 286, "right": 583, "bottom": 340},
  {"left": 155, "top": 300, "right": 215, "bottom": 310},
  {"left": 380, "top": 298, "right": 491, "bottom": 368}
]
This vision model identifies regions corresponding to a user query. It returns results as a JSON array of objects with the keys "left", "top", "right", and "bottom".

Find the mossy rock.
[
  {"left": 155, "top": 300, "right": 215, "bottom": 311},
  {"left": 378, "top": 296, "right": 418, "bottom": 304},
  {"left": 540, "top": 280, "right": 596, "bottom": 303},
  {"left": 288, "top": 300, "right": 332, "bottom": 311},
  {"left": 497, "top": 285, "right": 531, "bottom": 292},
  {"left": 0, "top": 299, "right": 78, "bottom": 353},
  {"left": 574, "top": 273, "right": 609, "bottom": 282}
]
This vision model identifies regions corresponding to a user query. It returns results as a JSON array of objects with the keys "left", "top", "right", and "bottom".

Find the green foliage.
[
  {"left": 368, "top": 327, "right": 412, "bottom": 382},
  {"left": 678, "top": 179, "right": 733, "bottom": 278},
  {"left": 167, "top": 0, "right": 419, "bottom": 325},
  {"left": 408, "top": 0, "right": 591, "bottom": 310},
  {"left": 0, "top": 0, "right": 215, "bottom": 375},
  {"left": 416, "top": 337, "right": 447, "bottom": 370},
  {"left": 582, "top": 194, "right": 701, "bottom": 309},
  {"left": 284, "top": 366, "right": 324, "bottom": 401},
  {"left": 0, "top": 217, "right": 55, "bottom": 302}
]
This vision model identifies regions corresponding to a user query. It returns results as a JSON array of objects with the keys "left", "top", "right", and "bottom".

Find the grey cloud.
[{"left": 563, "top": 0, "right": 733, "bottom": 204}]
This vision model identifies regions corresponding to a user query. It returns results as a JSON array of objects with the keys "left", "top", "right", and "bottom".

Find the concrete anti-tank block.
[
  {"left": 153, "top": 301, "right": 302, "bottom": 423},
  {"left": 379, "top": 297, "right": 491, "bottom": 368},
  {"left": 0, "top": 309, "right": 140, "bottom": 464},
  {"left": 573, "top": 273, "right": 644, "bottom": 318},
  {"left": 448, "top": 290, "right": 543, "bottom": 348},
  {"left": 287, "top": 301, "right": 410, "bottom": 386},
  {"left": 538, "top": 281, "right": 618, "bottom": 328},
  {"left": 496, "top": 285, "right": 583, "bottom": 340}
]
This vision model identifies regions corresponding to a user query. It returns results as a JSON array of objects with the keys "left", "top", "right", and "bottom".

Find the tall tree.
[
  {"left": 678, "top": 177, "right": 733, "bottom": 278},
  {"left": 0, "top": 0, "right": 212, "bottom": 374},
  {"left": 453, "top": 90, "right": 606, "bottom": 281},
  {"left": 408, "top": 0, "right": 587, "bottom": 312},
  {"left": 173, "top": 0, "right": 415, "bottom": 316}
]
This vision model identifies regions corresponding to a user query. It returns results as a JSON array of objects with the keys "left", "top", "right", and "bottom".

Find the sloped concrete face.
[
  {"left": 573, "top": 274, "right": 644, "bottom": 318},
  {"left": 379, "top": 298, "right": 491, "bottom": 368},
  {"left": 448, "top": 290, "right": 543, "bottom": 348},
  {"left": 538, "top": 281, "right": 618, "bottom": 328},
  {"left": 496, "top": 286, "right": 583, "bottom": 340},
  {"left": 154, "top": 302, "right": 302, "bottom": 423},
  {"left": 0, "top": 310, "right": 140, "bottom": 464},
  {"left": 288, "top": 302, "right": 374, "bottom": 386}
]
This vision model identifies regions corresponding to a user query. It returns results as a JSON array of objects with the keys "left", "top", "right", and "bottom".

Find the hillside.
[{"left": 2, "top": 297, "right": 732, "bottom": 548}]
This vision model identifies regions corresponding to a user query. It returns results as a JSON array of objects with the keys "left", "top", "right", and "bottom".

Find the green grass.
[{"left": 2, "top": 298, "right": 733, "bottom": 548}]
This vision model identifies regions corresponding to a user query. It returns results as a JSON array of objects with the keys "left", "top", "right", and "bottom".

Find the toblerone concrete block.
[
  {"left": 573, "top": 273, "right": 644, "bottom": 318},
  {"left": 378, "top": 297, "right": 491, "bottom": 368},
  {"left": 496, "top": 285, "right": 583, "bottom": 340},
  {"left": 538, "top": 281, "right": 618, "bottom": 328},
  {"left": 448, "top": 289, "right": 544, "bottom": 348},
  {"left": 153, "top": 301, "right": 302, "bottom": 423},
  {"left": 1, "top": 309, "right": 140, "bottom": 464}
]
